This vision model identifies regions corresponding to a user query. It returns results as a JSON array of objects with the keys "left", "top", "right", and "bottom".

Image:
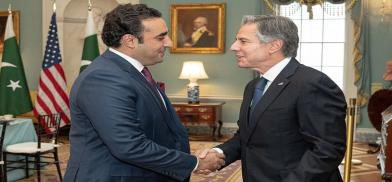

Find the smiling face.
[
  {"left": 133, "top": 18, "right": 173, "bottom": 66},
  {"left": 230, "top": 23, "right": 285, "bottom": 74},
  {"left": 230, "top": 23, "right": 272, "bottom": 71}
]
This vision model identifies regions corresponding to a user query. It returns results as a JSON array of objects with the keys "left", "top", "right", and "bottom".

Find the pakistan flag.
[
  {"left": 80, "top": 9, "right": 99, "bottom": 73},
  {"left": 0, "top": 13, "right": 33, "bottom": 115}
]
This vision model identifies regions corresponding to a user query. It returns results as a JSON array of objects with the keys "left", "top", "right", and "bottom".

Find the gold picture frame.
[
  {"left": 170, "top": 3, "right": 225, "bottom": 54},
  {"left": 0, "top": 11, "right": 20, "bottom": 53}
]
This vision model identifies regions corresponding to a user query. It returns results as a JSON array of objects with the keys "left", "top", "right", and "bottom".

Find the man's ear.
[
  {"left": 121, "top": 34, "right": 138, "bottom": 49},
  {"left": 269, "top": 39, "right": 283, "bottom": 54}
]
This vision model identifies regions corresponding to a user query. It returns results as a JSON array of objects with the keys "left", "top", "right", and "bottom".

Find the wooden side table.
[{"left": 172, "top": 102, "right": 225, "bottom": 139}]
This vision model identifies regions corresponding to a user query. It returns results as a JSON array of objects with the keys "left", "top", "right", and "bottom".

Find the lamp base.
[{"left": 187, "top": 85, "right": 200, "bottom": 104}]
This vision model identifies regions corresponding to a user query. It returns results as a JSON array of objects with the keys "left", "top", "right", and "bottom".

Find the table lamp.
[{"left": 179, "top": 61, "right": 209, "bottom": 104}]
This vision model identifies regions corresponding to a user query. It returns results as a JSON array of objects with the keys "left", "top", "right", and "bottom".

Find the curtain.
[
  {"left": 262, "top": 0, "right": 354, "bottom": 15},
  {"left": 351, "top": 0, "right": 371, "bottom": 127},
  {"left": 351, "top": 0, "right": 371, "bottom": 107},
  {"left": 271, "top": 0, "right": 346, "bottom": 5}
]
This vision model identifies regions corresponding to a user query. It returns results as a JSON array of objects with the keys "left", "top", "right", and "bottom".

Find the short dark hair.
[
  {"left": 242, "top": 15, "right": 299, "bottom": 57},
  {"left": 101, "top": 3, "right": 162, "bottom": 47}
]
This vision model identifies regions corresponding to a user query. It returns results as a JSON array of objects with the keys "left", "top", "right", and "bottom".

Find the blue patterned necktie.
[{"left": 251, "top": 77, "right": 268, "bottom": 110}]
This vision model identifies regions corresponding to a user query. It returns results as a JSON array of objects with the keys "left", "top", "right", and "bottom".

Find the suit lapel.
[
  {"left": 241, "top": 79, "right": 258, "bottom": 129},
  {"left": 159, "top": 89, "right": 188, "bottom": 137},
  {"left": 158, "top": 90, "right": 191, "bottom": 153},
  {"left": 244, "top": 58, "right": 300, "bottom": 143},
  {"left": 102, "top": 51, "right": 187, "bottom": 140},
  {"left": 144, "top": 82, "right": 167, "bottom": 110},
  {"left": 102, "top": 50, "right": 166, "bottom": 113}
]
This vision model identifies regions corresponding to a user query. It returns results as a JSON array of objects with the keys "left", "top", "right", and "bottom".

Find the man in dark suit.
[
  {"left": 63, "top": 4, "right": 224, "bottom": 182},
  {"left": 197, "top": 15, "right": 347, "bottom": 182},
  {"left": 183, "top": 16, "right": 216, "bottom": 48}
]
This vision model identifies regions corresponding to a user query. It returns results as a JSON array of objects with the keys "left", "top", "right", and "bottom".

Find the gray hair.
[{"left": 241, "top": 15, "right": 299, "bottom": 57}]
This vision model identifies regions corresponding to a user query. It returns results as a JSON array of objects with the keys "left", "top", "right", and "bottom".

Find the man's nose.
[
  {"left": 164, "top": 36, "right": 173, "bottom": 47},
  {"left": 230, "top": 41, "right": 239, "bottom": 51}
]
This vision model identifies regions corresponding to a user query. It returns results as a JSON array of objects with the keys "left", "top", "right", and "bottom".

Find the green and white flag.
[
  {"left": 80, "top": 9, "right": 99, "bottom": 73},
  {"left": 0, "top": 12, "right": 33, "bottom": 115}
]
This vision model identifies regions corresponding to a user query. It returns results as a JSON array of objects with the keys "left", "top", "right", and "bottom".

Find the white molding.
[
  {"left": 63, "top": 17, "right": 86, "bottom": 24},
  {"left": 220, "top": 126, "right": 378, "bottom": 137},
  {"left": 220, "top": 125, "right": 377, "bottom": 132},
  {"left": 356, "top": 127, "right": 379, "bottom": 134},
  {"left": 222, "top": 122, "right": 238, "bottom": 128},
  {"left": 355, "top": 127, "right": 380, "bottom": 143},
  {"left": 116, "top": 0, "right": 139, "bottom": 4}
]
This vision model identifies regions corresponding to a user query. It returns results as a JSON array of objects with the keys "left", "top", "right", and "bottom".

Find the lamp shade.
[{"left": 179, "top": 61, "right": 209, "bottom": 80}]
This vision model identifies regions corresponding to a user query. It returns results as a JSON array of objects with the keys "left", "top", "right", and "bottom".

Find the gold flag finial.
[
  {"left": 52, "top": 0, "right": 56, "bottom": 12},
  {"left": 8, "top": 3, "right": 12, "bottom": 14},
  {"left": 88, "top": 0, "right": 92, "bottom": 11}
]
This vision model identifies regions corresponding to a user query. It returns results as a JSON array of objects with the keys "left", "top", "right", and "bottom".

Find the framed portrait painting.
[
  {"left": 170, "top": 3, "right": 225, "bottom": 54},
  {"left": 0, "top": 11, "right": 20, "bottom": 53}
]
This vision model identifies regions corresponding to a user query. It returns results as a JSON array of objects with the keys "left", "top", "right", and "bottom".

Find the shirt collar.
[
  {"left": 260, "top": 57, "right": 291, "bottom": 82},
  {"left": 109, "top": 48, "right": 144, "bottom": 72}
]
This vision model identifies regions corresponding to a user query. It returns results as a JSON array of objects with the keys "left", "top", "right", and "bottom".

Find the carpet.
[
  {"left": 17, "top": 140, "right": 242, "bottom": 182},
  {"left": 339, "top": 143, "right": 382, "bottom": 182},
  {"left": 17, "top": 141, "right": 381, "bottom": 182},
  {"left": 189, "top": 142, "right": 242, "bottom": 182}
]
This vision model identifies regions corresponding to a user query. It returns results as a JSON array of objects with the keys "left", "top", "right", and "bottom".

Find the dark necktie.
[
  {"left": 141, "top": 67, "right": 156, "bottom": 87},
  {"left": 251, "top": 77, "right": 268, "bottom": 110},
  {"left": 141, "top": 67, "right": 167, "bottom": 109}
]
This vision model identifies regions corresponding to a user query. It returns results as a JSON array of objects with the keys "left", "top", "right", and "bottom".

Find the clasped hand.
[{"left": 193, "top": 149, "right": 225, "bottom": 174}]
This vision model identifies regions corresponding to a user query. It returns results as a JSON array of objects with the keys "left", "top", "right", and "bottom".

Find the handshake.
[{"left": 193, "top": 148, "right": 226, "bottom": 174}]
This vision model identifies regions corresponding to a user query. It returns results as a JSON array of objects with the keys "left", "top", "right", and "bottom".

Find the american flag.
[{"left": 33, "top": 13, "right": 70, "bottom": 126}]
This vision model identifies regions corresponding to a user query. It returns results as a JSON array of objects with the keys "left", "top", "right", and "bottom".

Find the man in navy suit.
[
  {"left": 64, "top": 4, "right": 224, "bottom": 182},
  {"left": 197, "top": 15, "right": 347, "bottom": 182}
]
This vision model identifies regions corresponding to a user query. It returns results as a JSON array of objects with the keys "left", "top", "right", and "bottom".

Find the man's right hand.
[{"left": 194, "top": 149, "right": 225, "bottom": 174}]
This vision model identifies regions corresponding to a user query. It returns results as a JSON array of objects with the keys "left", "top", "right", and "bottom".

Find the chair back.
[
  {"left": 0, "top": 122, "right": 8, "bottom": 181},
  {"left": 37, "top": 113, "right": 62, "bottom": 148},
  {"left": 0, "top": 122, "right": 7, "bottom": 152}
]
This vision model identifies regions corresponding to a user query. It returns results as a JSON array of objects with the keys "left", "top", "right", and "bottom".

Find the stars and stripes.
[{"left": 33, "top": 12, "right": 70, "bottom": 126}]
